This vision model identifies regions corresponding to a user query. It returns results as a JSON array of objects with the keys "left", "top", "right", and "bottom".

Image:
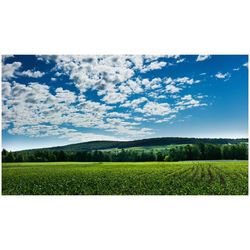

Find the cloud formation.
[
  {"left": 196, "top": 55, "right": 211, "bottom": 62},
  {"left": 215, "top": 72, "right": 231, "bottom": 80},
  {"left": 2, "top": 61, "right": 22, "bottom": 80},
  {"left": 20, "top": 70, "right": 45, "bottom": 78},
  {"left": 2, "top": 55, "right": 211, "bottom": 143}
]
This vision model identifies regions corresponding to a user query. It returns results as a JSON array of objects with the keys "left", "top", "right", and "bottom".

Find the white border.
[{"left": 0, "top": 1, "right": 249, "bottom": 250}]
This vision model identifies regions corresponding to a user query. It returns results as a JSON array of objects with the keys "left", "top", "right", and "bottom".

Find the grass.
[{"left": 2, "top": 161, "right": 248, "bottom": 195}]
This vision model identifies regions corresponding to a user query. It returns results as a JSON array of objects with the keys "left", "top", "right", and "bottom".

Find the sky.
[{"left": 1, "top": 55, "right": 248, "bottom": 151}]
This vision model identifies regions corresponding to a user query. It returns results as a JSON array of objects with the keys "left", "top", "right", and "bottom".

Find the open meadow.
[{"left": 2, "top": 161, "right": 248, "bottom": 195}]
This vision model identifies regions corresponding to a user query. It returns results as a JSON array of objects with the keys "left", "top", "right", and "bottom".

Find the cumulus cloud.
[
  {"left": 55, "top": 87, "right": 77, "bottom": 103},
  {"left": 2, "top": 82, "right": 12, "bottom": 100},
  {"left": 107, "top": 112, "right": 131, "bottom": 119},
  {"left": 196, "top": 55, "right": 211, "bottom": 62},
  {"left": 2, "top": 80, "right": 153, "bottom": 140},
  {"left": 181, "top": 94, "right": 192, "bottom": 100},
  {"left": 166, "top": 84, "right": 181, "bottom": 93},
  {"left": 8, "top": 124, "right": 122, "bottom": 142},
  {"left": 155, "top": 114, "right": 176, "bottom": 123},
  {"left": 215, "top": 72, "right": 231, "bottom": 80},
  {"left": 2, "top": 55, "right": 14, "bottom": 62},
  {"left": 141, "top": 61, "right": 167, "bottom": 73},
  {"left": 120, "top": 79, "right": 143, "bottom": 94},
  {"left": 141, "top": 78, "right": 161, "bottom": 90},
  {"left": 20, "top": 69, "right": 45, "bottom": 78},
  {"left": 135, "top": 101, "right": 173, "bottom": 116},
  {"left": 2, "top": 82, "right": 78, "bottom": 129},
  {"left": 2, "top": 61, "right": 22, "bottom": 80},
  {"left": 2, "top": 55, "right": 211, "bottom": 143},
  {"left": 121, "top": 97, "right": 148, "bottom": 108},
  {"left": 175, "top": 77, "right": 200, "bottom": 84},
  {"left": 176, "top": 95, "right": 207, "bottom": 111},
  {"left": 102, "top": 91, "right": 128, "bottom": 104}
]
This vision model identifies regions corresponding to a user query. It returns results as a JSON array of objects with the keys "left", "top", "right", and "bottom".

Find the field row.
[{"left": 2, "top": 161, "right": 248, "bottom": 195}]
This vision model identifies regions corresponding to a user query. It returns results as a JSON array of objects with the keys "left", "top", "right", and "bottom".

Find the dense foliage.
[
  {"left": 2, "top": 161, "right": 248, "bottom": 195},
  {"left": 2, "top": 143, "right": 248, "bottom": 162},
  {"left": 166, "top": 143, "right": 248, "bottom": 161}
]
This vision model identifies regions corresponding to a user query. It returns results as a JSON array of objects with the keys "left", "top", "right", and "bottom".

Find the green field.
[{"left": 2, "top": 161, "right": 248, "bottom": 195}]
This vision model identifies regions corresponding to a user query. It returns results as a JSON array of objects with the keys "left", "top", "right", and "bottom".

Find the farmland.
[{"left": 2, "top": 161, "right": 248, "bottom": 195}]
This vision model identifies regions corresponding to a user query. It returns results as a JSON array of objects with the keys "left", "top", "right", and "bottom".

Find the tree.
[
  {"left": 204, "top": 144, "right": 221, "bottom": 160},
  {"left": 57, "top": 150, "right": 66, "bottom": 161},
  {"left": 5, "top": 151, "right": 15, "bottom": 162},
  {"left": 197, "top": 143, "right": 205, "bottom": 160}
]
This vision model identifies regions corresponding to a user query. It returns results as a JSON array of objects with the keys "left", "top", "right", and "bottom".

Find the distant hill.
[{"left": 17, "top": 137, "right": 248, "bottom": 153}]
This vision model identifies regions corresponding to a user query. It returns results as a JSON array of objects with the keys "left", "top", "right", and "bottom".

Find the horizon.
[{"left": 2, "top": 55, "right": 248, "bottom": 151}]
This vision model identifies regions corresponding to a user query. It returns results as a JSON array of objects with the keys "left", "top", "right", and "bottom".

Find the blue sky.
[{"left": 1, "top": 55, "right": 248, "bottom": 151}]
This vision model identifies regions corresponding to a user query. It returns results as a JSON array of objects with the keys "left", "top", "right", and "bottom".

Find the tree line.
[
  {"left": 2, "top": 143, "right": 248, "bottom": 163},
  {"left": 166, "top": 143, "right": 248, "bottom": 161}
]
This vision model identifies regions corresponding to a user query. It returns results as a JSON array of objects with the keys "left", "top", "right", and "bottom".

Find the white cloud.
[
  {"left": 215, "top": 72, "right": 231, "bottom": 80},
  {"left": 134, "top": 117, "right": 147, "bottom": 122},
  {"left": 164, "top": 77, "right": 200, "bottom": 87},
  {"left": 36, "top": 55, "right": 55, "bottom": 64},
  {"left": 20, "top": 69, "right": 45, "bottom": 78},
  {"left": 196, "top": 55, "right": 211, "bottom": 62},
  {"left": 176, "top": 58, "right": 185, "bottom": 63},
  {"left": 2, "top": 81, "right": 149, "bottom": 140},
  {"left": 2, "top": 61, "right": 22, "bottom": 80},
  {"left": 135, "top": 101, "right": 173, "bottom": 116},
  {"left": 141, "top": 61, "right": 167, "bottom": 73},
  {"left": 55, "top": 71, "right": 63, "bottom": 77},
  {"left": 125, "top": 79, "right": 143, "bottom": 94},
  {"left": 176, "top": 96, "right": 207, "bottom": 111},
  {"left": 121, "top": 97, "right": 148, "bottom": 108},
  {"left": 55, "top": 87, "right": 77, "bottom": 104},
  {"left": 164, "top": 77, "right": 175, "bottom": 84},
  {"left": 175, "top": 77, "right": 197, "bottom": 84},
  {"left": 141, "top": 78, "right": 161, "bottom": 90},
  {"left": 166, "top": 84, "right": 181, "bottom": 93},
  {"left": 181, "top": 94, "right": 192, "bottom": 100},
  {"left": 2, "top": 55, "right": 211, "bottom": 142},
  {"left": 2, "top": 82, "right": 78, "bottom": 129},
  {"left": 144, "top": 55, "right": 165, "bottom": 63},
  {"left": 2, "top": 55, "right": 14, "bottom": 62},
  {"left": 8, "top": 124, "right": 121, "bottom": 142},
  {"left": 148, "top": 92, "right": 166, "bottom": 99},
  {"left": 2, "top": 82, "right": 12, "bottom": 100},
  {"left": 61, "top": 131, "right": 123, "bottom": 142},
  {"left": 54, "top": 55, "right": 153, "bottom": 104},
  {"left": 107, "top": 112, "right": 131, "bottom": 119},
  {"left": 118, "top": 79, "right": 144, "bottom": 95},
  {"left": 102, "top": 91, "right": 128, "bottom": 104},
  {"left": 196, "top": 95, "right": 207, "bottom": 99},
  {"left": 55, "top": 55, "right": 135, "bottom": 92},
  {"left": 243, "top": 62, "right": 248, "bottom": 68},
  {"left": 233, "top": 68, "right": 240, "bottom": 71},
  {"left": 155, "top": 114, "right": 176, "bottom": 123}
]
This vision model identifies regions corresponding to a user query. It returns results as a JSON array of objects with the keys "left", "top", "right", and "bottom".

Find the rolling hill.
[{"left": 18, "top": 137, "right": 248, "bottom": 152}]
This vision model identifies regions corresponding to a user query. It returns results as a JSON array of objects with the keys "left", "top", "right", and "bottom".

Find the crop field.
[{"left": 2, "top": 161, "right": 248, "bottom": 195}]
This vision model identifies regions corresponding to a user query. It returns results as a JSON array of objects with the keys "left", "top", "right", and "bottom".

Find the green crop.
[{"left": 2, "top": 161, "right": 248, "bottom": 195}]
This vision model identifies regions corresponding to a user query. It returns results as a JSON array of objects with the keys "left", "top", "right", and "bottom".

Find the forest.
[{"left": 2, "top": 143, "right": 248, "bottom": 163}]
